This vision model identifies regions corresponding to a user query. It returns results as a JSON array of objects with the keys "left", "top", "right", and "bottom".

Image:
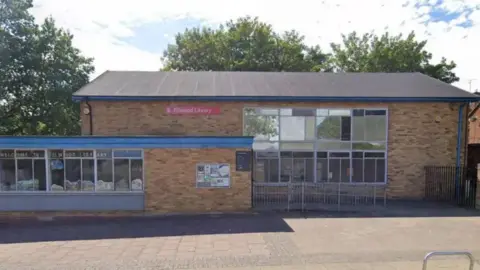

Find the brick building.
[
  {"left": 0, "top": 71, "right": 479, "bottom": 214},
  {"left": 468, "top": 92, "right": 480, "bottom": 143}
]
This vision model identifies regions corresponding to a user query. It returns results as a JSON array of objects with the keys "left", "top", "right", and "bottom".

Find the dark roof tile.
[{"left": 73, "top": 71, "right": 477, "bottom": 99}]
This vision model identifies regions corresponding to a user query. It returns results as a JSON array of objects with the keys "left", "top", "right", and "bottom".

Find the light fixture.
[{"left": 83, "top": 106, "right": 91, "bottom": 115}]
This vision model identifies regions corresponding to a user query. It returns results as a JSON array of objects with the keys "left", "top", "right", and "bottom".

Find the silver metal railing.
[
  {"left": 252, "top": 182, "right": 387, "bottom": 211},
  {"left": 422, "top": 251, "right": 475, "bottom": 270}
]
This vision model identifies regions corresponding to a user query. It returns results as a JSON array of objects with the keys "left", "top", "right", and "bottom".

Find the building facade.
[
  {"left": 0, "top": 71, "right": 478, "bottom": 215},
  {"left": 80, "top": 100, "right": 462, "bottom": 200}
]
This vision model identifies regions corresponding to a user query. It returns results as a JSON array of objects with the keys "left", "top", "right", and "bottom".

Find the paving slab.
[{"left": 0, "top": 213, "right": 479, "bottom": 269}]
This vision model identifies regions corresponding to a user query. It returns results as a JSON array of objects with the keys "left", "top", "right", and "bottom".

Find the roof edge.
[
  {"left": 72, "top": 95, "right": 480, "bottom": 103},
  {"left": 73, "top": 70, "right": 111, "bottom": 96},
  {"left": 0, "top": 136, "right": 255, "bottom": 149}
]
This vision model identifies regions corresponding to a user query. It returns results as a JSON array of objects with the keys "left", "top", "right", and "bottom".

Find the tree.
[
  {"left": 161, "top": 16, "right": 330, "bottom": 72},
  {"left": 328, "top": 31, "right": 459, "bottom": 84},
  {"left": 243, "top": 109, "right": 278, "bottom": 139},
  {"left": 0, "top": 0, "right": 94, "bottom": 135}
]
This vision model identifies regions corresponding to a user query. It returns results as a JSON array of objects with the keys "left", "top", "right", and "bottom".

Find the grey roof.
[{"left": 73, "top": 71, "right": 477, "bottom": 99}]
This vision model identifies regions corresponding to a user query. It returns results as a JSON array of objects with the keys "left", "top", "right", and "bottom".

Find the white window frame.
[{"left": 244, "top": 107, "right": 389, "bottom": 185}]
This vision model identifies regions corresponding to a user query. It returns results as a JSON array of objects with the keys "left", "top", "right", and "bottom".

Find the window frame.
[
  {"left": 244, "top": 107, "right": 389, "bottom": 185},
  {"left": 14, "top": 149, "right": 48, "bottom": 192},
  {"left": 0, "top": 149, "right": 145, "bottom": 193}
]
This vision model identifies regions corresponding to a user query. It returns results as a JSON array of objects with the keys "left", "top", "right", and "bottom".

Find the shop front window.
[{"left": 0, "top": 149, "right": 144, "bottom": 192}]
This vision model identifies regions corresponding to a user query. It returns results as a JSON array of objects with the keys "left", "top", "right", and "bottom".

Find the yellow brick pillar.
[{"left": 477, "top": 164, "right": 480, "bottom": 210}]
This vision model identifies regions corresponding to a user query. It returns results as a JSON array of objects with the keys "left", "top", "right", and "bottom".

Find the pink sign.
[{"left": 166, "top": 106, "right": 221, "bottom": 115}]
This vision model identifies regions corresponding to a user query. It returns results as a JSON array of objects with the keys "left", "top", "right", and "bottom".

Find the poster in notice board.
[
  {"left": 235, "top": 151, "right": 251, "bottom": 171},
  {"left": 196, "top": 163, "right": 230, "bottom": 188}
]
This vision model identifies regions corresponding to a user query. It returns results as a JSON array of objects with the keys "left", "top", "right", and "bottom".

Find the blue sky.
[
  {"left": 31, "top": 0, "right": 479, "bottom": 91},
  {"left": 120, "top": 18, "right": 207, "bottom": 54},
  {"left": 120, "top": 1, "right": 476, "bottom": 55}
]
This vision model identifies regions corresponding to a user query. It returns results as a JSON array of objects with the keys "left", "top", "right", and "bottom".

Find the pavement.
[{"left": 0, "top": 211, "right": 480, "bottom": 269}]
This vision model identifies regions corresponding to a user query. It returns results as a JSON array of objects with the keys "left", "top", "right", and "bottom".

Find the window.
[
  {"left": 96, "top": 150, "right": 113, "bottom": 191},
  {"left": 64, "top": 150, "right": 95, "bottom": 191},
  {"left": 113, "top": 150, "right": 143, "bottom": 191},
  {"left": 49, "top": 150, "right": 65, "bottom": 191},
  {"left": 243, "top": 108, "right": 279, "bottom": 141},
  {"left": 280, "top": 108, "right": 316, "bottom": 141},
  {"left": 352, "top": 109, "right": 387, "bottom": 142},
  {"left": 246, "top": 107, "right": 388, "bottom": 184},
  {"left": 363, "top": 152, "right": 386, "bottom": 183},
  {"left": 316, "top": 109, "right": 351, "bottom": 141},
  {"left": 0, "top": 150, "right": 16, "bottom": 191},
  {"left": 316, "top": 152, "right": 328, "bottom": 182},
  {"left": 16, "top": 150, "right": 46, "bottom": 191},
  {"left": 328, "top": 152, "right": 351, "bottom": 183},
  {"left": 253, "top": 152, "right": 279, "bottom": 182},
  {"left": 0, "top": 149, "right": 144, "bottom": 192}
]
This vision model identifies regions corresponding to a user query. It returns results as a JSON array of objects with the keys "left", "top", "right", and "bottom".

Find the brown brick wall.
[
  {"left": 144, "top": 148, "right": 251, "bottom": 213},
  {"left": 387, "top": 103, "right": 465, "bottom": 198},
  {"left": 468, "top": 103, "right": 480, "bottom": 143},
  {"left": 81, "top": 101, "right": 465, "bottom": 200}
]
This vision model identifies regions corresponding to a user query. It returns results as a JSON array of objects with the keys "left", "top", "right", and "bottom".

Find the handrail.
[{"left": 422, "top": 251, "right": 475, "bottom": 270}]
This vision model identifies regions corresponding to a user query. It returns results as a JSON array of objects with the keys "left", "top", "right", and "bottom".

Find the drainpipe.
[
  {"left": 456, "top": 103, "right": 466, "bottom": 199},
  {"left": 85, "top": 97, "right": 93, "bottom": 135}
]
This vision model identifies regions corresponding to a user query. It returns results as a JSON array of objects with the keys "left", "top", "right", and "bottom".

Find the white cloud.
[{"left": 31, "top": 0, "right": 480, "bottom": 91}]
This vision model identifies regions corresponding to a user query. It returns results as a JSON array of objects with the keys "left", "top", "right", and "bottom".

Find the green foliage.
[
  {"left": 316, "top": 116, "right": 340, "bottom": 140},
  {"left": 0, "top": 0, "right": 94, "bottom": 135},
  {"left": 243, "top": 109, "right": 278, "bottom": 138},
  {"left": 329, "top": 31, "right": 458, "bottom": 83},
  {"left": 161, "top": 16, "right": 330, "bottom": 72}
]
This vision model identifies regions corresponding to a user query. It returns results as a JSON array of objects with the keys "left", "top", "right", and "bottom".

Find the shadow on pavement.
[{"left": 0, "top": 213, "right": 293, "bottom": 244}]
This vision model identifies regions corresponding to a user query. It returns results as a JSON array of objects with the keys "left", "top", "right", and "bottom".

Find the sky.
[{"left": 31, "top": 0, "right": 480, "bottom": 92}]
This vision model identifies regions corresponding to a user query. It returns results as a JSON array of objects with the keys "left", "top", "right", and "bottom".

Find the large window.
[
  {"left": 15, "top": 150, "right": 46, "bottom": 191},
  {"left": 253, "top": 152, "right": 279, "bottom": 182},
  {"left": 245, "top": 107, "right": 387, "bottom": 184},
  {"left": 0, "top": 149, "right": 144, "bottom": 192}
]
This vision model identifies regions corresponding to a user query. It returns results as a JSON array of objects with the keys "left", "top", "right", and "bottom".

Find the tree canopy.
[
  {"left": 161, "top": 16, "right": 330, "bottom": 72},
  {"left": 328, "top": 31, "right": 459, "bottom": 83},
  {"left": 162, "top": 16, "right": 458, "bottom": 84},
  {"left": 0, "top": 0, "right": 94, "bottom": 135}
]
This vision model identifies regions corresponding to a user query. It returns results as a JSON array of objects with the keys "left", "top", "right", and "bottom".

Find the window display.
[{"left": 0, "top": 149, "right": 144, "bottom": 192}]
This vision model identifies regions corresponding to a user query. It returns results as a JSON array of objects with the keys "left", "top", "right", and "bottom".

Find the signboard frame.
[
  {"left": 196, "top": 163, "right": 231, "bottom": 188},
  {"left": 166, "top": 106, "right": 221, "bottom": 115},
  {"left": 235, "top": 150, "right": 252, "bottom": 171}
]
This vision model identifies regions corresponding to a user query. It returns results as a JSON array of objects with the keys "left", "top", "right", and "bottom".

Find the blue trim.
[
  {"left": 72, "top": 95, "right": 480, "bottom": 103},
  {"left": 0, "top": 136, "right": 254, "bottom": 149},
  {"left": 455, "top": 104, "right": 465, "bottom": 198}
]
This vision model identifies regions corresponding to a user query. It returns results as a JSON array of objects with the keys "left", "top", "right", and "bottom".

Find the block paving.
[{"left": 0, "top": 212, "right": 480, "bottom": 269}]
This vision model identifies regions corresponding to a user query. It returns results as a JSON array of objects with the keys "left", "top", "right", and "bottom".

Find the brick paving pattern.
[{"left": 0, "top": 212, "right": 480, "bottom": 269}]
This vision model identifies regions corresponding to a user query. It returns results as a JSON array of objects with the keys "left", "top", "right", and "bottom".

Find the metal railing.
[
  {"left": 424, "top": 166, "right": 477, "bottom": 208},
  {"left": 252, "top": 182, "right": 387, "bottom": 212},
  {"left": 422, "top": 251, "right": 475, "bottom": 270}
]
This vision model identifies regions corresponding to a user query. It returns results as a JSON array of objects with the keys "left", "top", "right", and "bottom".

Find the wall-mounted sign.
[
  {"left": 196, "top": 163, "right": 230, "bottom": 188},
  {"left": 166, "top": 106, "right": 221, "bottom": 115},
  {"left": 235, "top": 151, "right": 251, "bottom": 171}
]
